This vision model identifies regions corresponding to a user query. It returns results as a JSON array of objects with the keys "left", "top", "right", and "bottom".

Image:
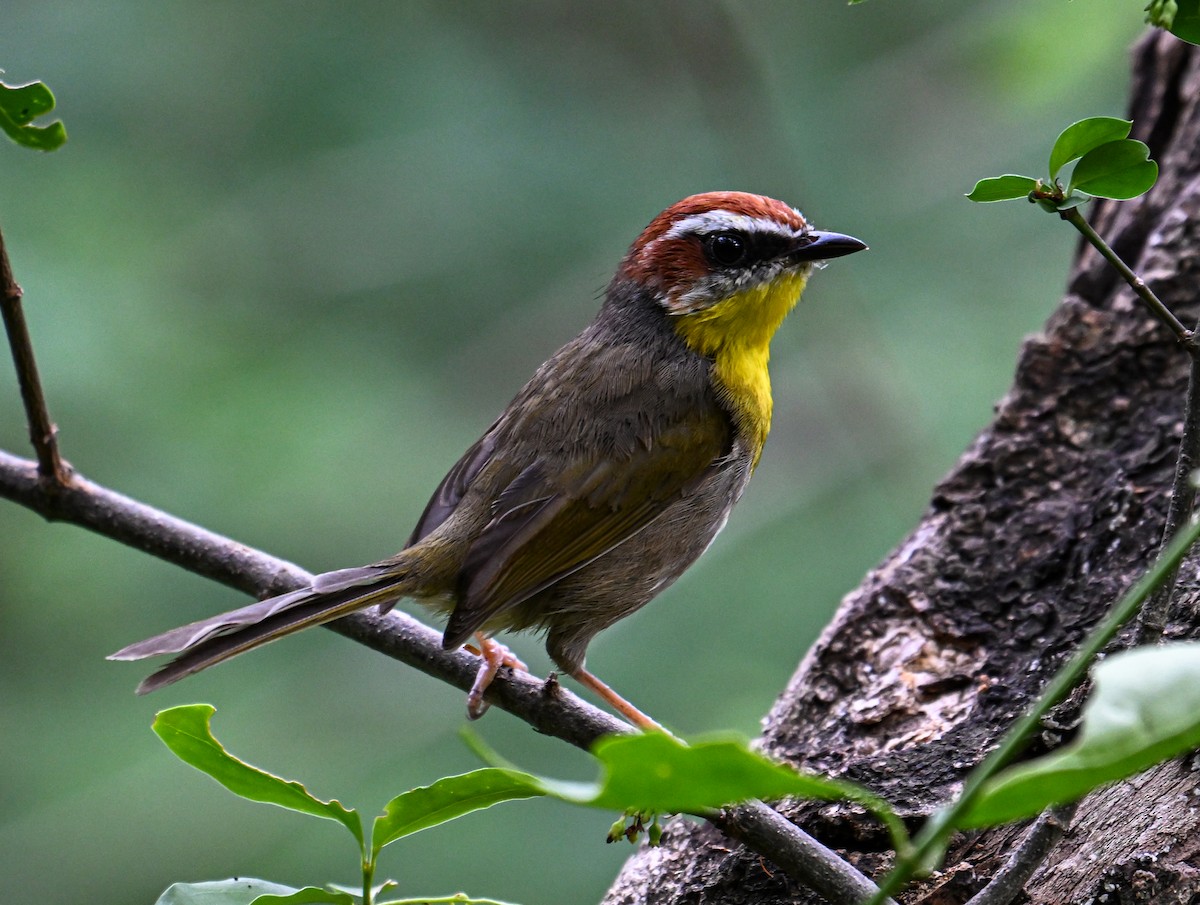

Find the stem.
[
  {"left": 1138, "top": 347, "right": 1200, "bottom": 642},
  {"left": 1059, "top": 207, "right": 1196, "bottom": 351},
  {"left": 363, "top": 854, "right": 375, "bottom": 905},
  {"left": 961, "top": 802, "right": 1077, "bottom": 905},
  {"left": 388, "top": 892, "right": 525, "bottom": 897},
  {"left": 712, "top": 800, "right": 896, "bottom": 905},
  {"left": 0, "top": 226, "right": 69, "bottom": 485},
  {"left": 1061, "top": 208, "right": 1200, "bottom": 639},
  {"left": 868, "top": 516, "right": 1200, "bottom": 903}
]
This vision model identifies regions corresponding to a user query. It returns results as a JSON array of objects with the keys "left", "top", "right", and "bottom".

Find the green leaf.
[
  {"left": 1068, "top": 139, "right": 1158, "bottom": 199},
  {"left": 252, "top": 887, "right": 354, "bottom": 904},
  {"left": 562, "top": 733, "right": 904, "bottom": 849},
  {"left": 154, "top": 879, "right": 300, "bottom": 905},
  {"left": 961, "top": 642, "right": 1200, "bottom": 828},
  {"left": 153, "top": 705, "right": 364, "bottom": 850},
  {"left": 1050, "top": 193, "right": 1092, "bottom": 212},
  {"left": 1049, "top": 117, "right": 1131, "bottom": 179},
  {"left": 966, "top": 175, "right": 1038, "bottom": 203},
  {"left": 377, "top": 896, "right": 522, "bottom": 905},
  {"left": 0, "top": 80, "right": 67, "bottom": 151},
  {"left": 1169, "top": 0, "right": 1200, "bottom": 44},
  {"left": 371, "top": 768, "right": 546, "bottom": 856},
  {"left": 587, "top": 733, "right": 843, "bottom": 811},
  {"left": 1148, "top": 0, "right": 1200, "bottom": 44},
  {"left": 0, "top": 81, "right": 55, "bottom": 125}
]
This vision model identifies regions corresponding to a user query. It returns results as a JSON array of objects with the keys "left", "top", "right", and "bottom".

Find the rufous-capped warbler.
[{"left": 111, "top": 191, "right": 866, "bottom": 730}]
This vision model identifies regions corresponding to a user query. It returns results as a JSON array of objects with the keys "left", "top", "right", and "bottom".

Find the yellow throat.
[{"left": 672, "top": 270, "right": 809, "bottom": 465}]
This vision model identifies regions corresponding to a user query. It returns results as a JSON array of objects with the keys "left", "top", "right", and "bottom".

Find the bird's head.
[
  {"left": 620, "top": 190, "right": 864, "bottom": 316},
  {"left": 616, "top": 191, "right": 866, "bottom": 457}
]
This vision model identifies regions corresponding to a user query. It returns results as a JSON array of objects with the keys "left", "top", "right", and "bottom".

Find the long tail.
[{"left": 108, "top": 564, "right": 413, "bottom": 694}]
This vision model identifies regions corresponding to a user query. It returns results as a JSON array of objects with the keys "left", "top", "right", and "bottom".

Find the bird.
[{"left": 110, "top": 191, "right": 865, "bottom": 730}]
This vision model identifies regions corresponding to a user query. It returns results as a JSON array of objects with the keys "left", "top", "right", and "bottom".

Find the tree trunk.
[{"left": 603, "top": 32, "right": 1200, "bottom": 905}]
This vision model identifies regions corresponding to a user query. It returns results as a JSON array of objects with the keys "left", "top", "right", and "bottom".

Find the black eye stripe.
[
  {"left": 701, "top": 230, "right": 793, "bottom": 269},
  {"left": 704, "top": 231, "right": 747, "bottom": 267}
]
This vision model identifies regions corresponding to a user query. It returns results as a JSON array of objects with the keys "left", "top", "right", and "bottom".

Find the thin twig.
[
  {"left": 1138, "top": 344, "right": 1200, "bottom": 643},
  {"left": 1060, "top": 208, "right": 1200, "bottom": 640},
  {"left": 716, "top": 801, "right": 897, "bottom": 905},
  {"left": 0, "top": 448, "right": 886, "bottom": 905},
  {"left": 962, "top": 803, "right": 1077, "bottom": 905},
  {"left": 0, "top": 227, "right": 69, "bottom": 485},
  {"left": 0, "top": 448, "right": 623, "bottom": 749},
  {"left": 1060, "top": 207, "right": 1197, "bottom": 351}
]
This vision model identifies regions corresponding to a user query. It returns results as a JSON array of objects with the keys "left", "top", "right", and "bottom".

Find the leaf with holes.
[{"left": 0, "top": 79, "right": 66, "bottom": 150}]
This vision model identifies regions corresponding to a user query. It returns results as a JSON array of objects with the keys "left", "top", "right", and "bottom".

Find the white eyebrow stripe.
[{"left": 662, "top": 209, "right": 808, "bottom": 240}]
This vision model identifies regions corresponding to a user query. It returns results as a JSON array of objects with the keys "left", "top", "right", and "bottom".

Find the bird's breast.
[{"left": 671, "top": 272, "right": 809, "bottom": 464}]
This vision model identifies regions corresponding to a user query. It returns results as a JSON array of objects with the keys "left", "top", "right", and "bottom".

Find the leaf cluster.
[{"left": 967, "top": 117, "right": 1157, "bottom": 211}]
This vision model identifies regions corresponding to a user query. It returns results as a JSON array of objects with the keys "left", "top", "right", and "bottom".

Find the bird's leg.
[
  {"left": 570, "top": 667, "right": 669, "bottom": 734},
  {"left": 465, "top": 634, "right": 528, "bottom": 719}
]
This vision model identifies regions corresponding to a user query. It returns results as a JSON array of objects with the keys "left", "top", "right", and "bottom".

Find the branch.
[
  {"left": 1138, "top": 347, "right": 1200, "bottom": 642},
  {"left": 0, "top": 450, "right": 888, "bottom": 903},
  {"left": 0, "top": 227, "right": 68, "bottom": 485},
  {"left": 962, "top": 803, "right": 1077, "bottom": 905},
  {"left": 0, "top": 447, "right": 627, "bottom": 748}
]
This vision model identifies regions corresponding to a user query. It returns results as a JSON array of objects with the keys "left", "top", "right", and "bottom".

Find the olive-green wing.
[
  {"left": 406, "top": 422, "right": 500, "bottom": 547},
  {"left": 442, "top": 410, "right": 730, "bottom": 647}
]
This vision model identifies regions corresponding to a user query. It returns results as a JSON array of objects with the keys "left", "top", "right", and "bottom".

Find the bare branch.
[
  {"left": 0, "top": 447, "right": 885, "bottom": 902},
  {"left": 0, "top": 228, "right": 68, "bottom": 485},
  {"left": 963, "top": 804, "right": 1077, "bottom": 905},
  {"left": 0, "top": 447, "right": 625, "bottom": 747}
]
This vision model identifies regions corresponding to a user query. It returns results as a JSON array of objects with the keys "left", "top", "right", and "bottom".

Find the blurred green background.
[{"left": 1, "top": 3, "right": 1143, "bottom": 903}]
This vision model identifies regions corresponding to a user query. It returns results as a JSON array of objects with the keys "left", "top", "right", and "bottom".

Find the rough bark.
[{"left": 603, "top": 32, "right": 1200, "bottom": 905}]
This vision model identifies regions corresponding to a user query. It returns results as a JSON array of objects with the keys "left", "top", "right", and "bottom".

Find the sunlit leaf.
[
  {"left": 966, "top": 175, "right": 1038, "bottom": 203},
  {"left": 153, "top": 705, "right": 364, "bottom": 849},
  {"left": 1068, "top": 140, "right": 1158, "bottom": 199},
  {"left": 371, "top": 768, "right": 546, "bottom": 856},
  {"left": 154, "top": 879, "right": 300, "bottom": 905},
  {"left": 0, "top": 80, "right": 67, "bottom": 151},
  {"left": 960, "top": 643, "right": 1200, "bottom": 827},
  {"left": 1049, "top": 117, "right": 1130, "bottom": 179}
]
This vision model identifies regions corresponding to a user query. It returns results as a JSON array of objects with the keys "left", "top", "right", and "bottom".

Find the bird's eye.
[{"left": 704, "top": 231, "right": 749, "bottom": 267}]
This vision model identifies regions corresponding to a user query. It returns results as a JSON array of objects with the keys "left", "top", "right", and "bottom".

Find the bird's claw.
[{"left": 465, "top": 635, "right": 527, "bottom": 719}]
